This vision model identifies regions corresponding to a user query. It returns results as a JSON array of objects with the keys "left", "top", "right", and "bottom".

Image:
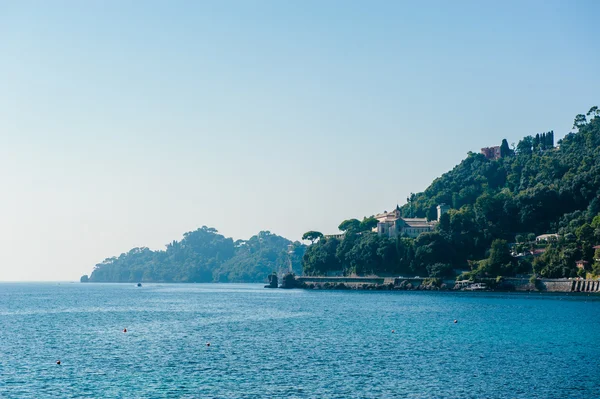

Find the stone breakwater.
[{"left": 292, "top": 276, "right": 600, "bottom": 292}]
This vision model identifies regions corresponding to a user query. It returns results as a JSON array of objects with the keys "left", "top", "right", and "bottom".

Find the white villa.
[
  {"left": 374, "top": 204, "right": 450, "bottom": 238},
  {"left": 536, "top": 234, "right": 560, "bottom": 242}
]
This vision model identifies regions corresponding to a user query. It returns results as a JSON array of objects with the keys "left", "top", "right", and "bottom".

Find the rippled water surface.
[{"left": 1, "top": 283, "right": 599, "bottom": 398}]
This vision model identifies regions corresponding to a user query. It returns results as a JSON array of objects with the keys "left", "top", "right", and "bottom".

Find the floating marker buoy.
[
  {"left": 123, "top": 328, "right": 127, "bottom": 333},
  {"left": 56, "top": 360, "right": 61, "bottom": 365},
  {"left": 454, "top": 320, "right": 458, "bottom": 324}
]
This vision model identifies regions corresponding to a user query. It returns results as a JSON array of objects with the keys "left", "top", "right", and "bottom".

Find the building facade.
[
  {"left": 374, "top": 204, "right": 449, "bottom": 238},
  {"left": 481, "top": 146, "right": 501, "bottom": 160},
  {"left": 437, "top": 203, "right": 450, "bottom": 220},
  {"left": 536, "top": 234, "right": 560, "bottom": 242}
]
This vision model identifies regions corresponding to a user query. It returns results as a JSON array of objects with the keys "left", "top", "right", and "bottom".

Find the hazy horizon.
[{"left": 1, "top": 0, "right": 599, "bottom": 281}]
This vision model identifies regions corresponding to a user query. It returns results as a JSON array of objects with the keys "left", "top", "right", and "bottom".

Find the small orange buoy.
[
  {"left": 206, "top": 342, "right": 210, "bottom": 347},
  {"left": 56, "top": 360, "right": 61, "bottom": 365},
  {"left": 123, "top": 328, "right": 127, "bottom": 333},
  {"left": 453, "top": 320, "right": 458, "bottom": 324}
]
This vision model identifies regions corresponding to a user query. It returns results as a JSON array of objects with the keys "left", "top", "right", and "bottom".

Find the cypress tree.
[{"left": 500, "top": 139, "right": 511, "bottom": 158}]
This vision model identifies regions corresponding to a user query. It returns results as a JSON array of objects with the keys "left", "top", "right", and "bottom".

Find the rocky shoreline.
[
  {"left": 277, "top": 274, "right": 600, "bottom": 293},
  {"left": 296, "top": 279, "right": 456, "bottom": 291}
]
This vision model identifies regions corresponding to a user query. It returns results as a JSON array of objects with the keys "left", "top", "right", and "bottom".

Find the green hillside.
[
  {"left": 82, "top": 228, "right": 305, "bottom": 283},
  {"left": 302, "top": 107, "right": 600, "bottom": 279}
]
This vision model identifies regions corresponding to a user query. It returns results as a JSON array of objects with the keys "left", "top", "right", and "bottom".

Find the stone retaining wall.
[{"left": 295, "top": 276, "right": 600, "bottom": 292}]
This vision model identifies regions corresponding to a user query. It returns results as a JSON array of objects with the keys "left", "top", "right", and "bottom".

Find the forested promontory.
[
  {"left": 81, "top": 228, "right": 305, "bottom": 283},
  {"left": 302, "top": 107, "right": 600, "bottom": 280}
]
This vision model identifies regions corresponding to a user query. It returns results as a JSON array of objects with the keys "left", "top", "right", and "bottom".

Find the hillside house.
[
  {"left": 481, "top": 146, "right": 501, "bottom": 160},
  {"left": 374, "top": 204, "right": 449, "bottom": 238},
  {"left": 536, "top": 234, "right": 560, "bottom": 242}
]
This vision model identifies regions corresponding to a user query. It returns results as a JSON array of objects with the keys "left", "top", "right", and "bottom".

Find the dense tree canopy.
[
  {"left": 302, "top": 231, "right": 323, "bottom": 244},
  {"left": 338, "top": 219, "right": 361, "bottom": 232},
  {"left": 303, "top": 107, "right": 600, "bottom": 279},
  {"left": 359, "top": 217, "right": 379, "bottom": 232},
  {"left": 86, "top": 227, "right": 305, "bottom": 283}
]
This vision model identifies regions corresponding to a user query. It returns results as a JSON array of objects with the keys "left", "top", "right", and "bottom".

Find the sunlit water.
[{"left": 0, "top": 283, "right": 599, "bottom": 398}]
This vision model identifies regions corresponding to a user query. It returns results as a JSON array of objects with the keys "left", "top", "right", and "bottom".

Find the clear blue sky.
[{"left": 0, "top": 0, "right": 598, "bottom": 281}]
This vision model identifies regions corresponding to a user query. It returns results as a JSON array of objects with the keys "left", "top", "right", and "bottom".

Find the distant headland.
[{"left": 80, "top": 228, "right": 305, "bottom": 283}]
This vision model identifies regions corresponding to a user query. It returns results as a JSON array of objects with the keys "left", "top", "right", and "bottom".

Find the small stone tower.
[{"left": 437, "top": 204, "right": 450, "bottom": 221}]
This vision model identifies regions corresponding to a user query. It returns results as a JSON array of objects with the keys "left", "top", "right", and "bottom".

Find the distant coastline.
[
  {"left": 78, "top": 273, "right": 600, "bottom": 294},
  {"left": 82, "top": 108, "right": 600, "bottom": 287},
  {"left": 80, "top": 228, "right": 305, "bottom": 284}
]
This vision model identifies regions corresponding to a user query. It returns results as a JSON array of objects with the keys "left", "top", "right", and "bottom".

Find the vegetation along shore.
[
  {"left": 300, "top": 107, "right": 600, "bottom": 285},
  {"left": 83, "top": 108, "right": 600, "bottom": 288}
]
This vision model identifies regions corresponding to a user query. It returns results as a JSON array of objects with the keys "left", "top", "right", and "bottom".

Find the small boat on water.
[{"left": 464, "top": 283, "right": 487, "bottom": 291}]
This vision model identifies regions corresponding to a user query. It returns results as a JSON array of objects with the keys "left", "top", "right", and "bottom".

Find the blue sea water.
[{"left": 0, "top": 283, "right": 599, "bottom": 398}]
